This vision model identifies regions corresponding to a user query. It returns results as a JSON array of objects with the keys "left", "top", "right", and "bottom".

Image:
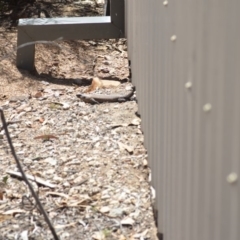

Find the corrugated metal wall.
[{"left": 125, "top": 0, "right": 240, "bottom": 239}]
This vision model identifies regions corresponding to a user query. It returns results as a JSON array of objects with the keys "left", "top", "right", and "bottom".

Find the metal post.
[
  {"left": 17, "top": 28, "right": 36, "bottom": 71},
  {"left": 16, "top": 0, "right": 125, "bottom": 71}
]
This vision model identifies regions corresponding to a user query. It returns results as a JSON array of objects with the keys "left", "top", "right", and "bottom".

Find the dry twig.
[{"left": 6, "top": 170, "right": 57, "bottom": 188}]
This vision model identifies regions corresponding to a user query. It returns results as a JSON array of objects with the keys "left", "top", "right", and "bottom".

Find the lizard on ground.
[{"left": 76, "top": 86, "right": 135, "bottom": 104}]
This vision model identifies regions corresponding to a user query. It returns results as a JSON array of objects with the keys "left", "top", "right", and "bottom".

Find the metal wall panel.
[{"left": 125, "top": 0, "right": 240, "bottom": 240}]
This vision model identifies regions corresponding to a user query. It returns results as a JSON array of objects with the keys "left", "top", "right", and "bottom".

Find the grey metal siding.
[{"left": 125, "top": 0, "right": 240, "bottom": 239}]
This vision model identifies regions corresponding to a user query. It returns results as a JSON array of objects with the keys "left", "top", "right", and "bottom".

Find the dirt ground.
[{"left": 0, "top": 1, "right": 158, "bottom": 239}]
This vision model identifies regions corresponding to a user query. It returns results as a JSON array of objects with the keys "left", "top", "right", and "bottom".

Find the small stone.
[
  {"left": 131, "top": 118, "right": 141, "bottom": 125},
  {"left": 73, "top": 176, "right": 86, "bottom": 185},
  {"left": 78, "top": 102, "right": 86, "bottom": 107},
  {"left": 53, "top": 176, "right": 63, "bottom": 183},
  {"left": 121, "top": 217, "right": 135, "bottom": 226},
  {"left": 54, "top": 92, "right": 60, "bottom": 98},
  {"left": 143, "top": 159, "right": 148, "bottom": 166},
  {"left": 118, "top": 142, "right": 134, "bottom": 153},
  {"left": 125, "top": 145, "right": 134, "bottom": 153},
  {"left": 74, "top": 132, "right": 81, "bottom": 138},
  {"left": 43, "top": 88, "right": 53, "bottom": 93},
  {"left": 119, "top": 235, "right": 126, "bottom": 240},
  {"left": 108, "top": 208, "right": 124, "bottom": 217},
  {"left": 95, "top": 0, "right": 104, "bottom": 4},
  {"left": 101, "top": 189, "right": 110, "bottom": 195},
  {"left": 109, "top": 200, "right": 119, "bottom": 206},
  {"left": 134, "top": 229, "right": 149, "bottom": 239},
  {"left": 25, "top": 121, "right": 32, "bottom": 128},
  {"left": 34, "top": 92, "right": 43, "bottom": 98},
  {"left": 25, "top": 107, "right": 32, "bottom": 112},
  {"left": 45, "top": 169, "right": 55, "bottom": 175},
  {"left": 67, "top": 88, "right": 74, "bottom": 93},
  {"left": 125, "top": 85, "right": 132, "bottom": 91},
  {"left": 23, "top": 158, "right": 31, "bottom": 164},
  {"left": 79, "top": 111, "right": 87, "bottom": 116},
  {"left": 63, "top": 181, "right": 70, "bottom": 187},
  {"left": 101, "top": 194, "right": 110, "bottom": 200},
  {"left": 16, "top": 151, "right": 25, "bottom": 155},
  {"left": 68, "top": 187, "right": 78, "bottom": 195},
  {"left": 13, "top": 143, "right": 22, "bottom": 147},
  {"left": 103, "top": 61, "right": 110, "bottom": 65},
  {"left": 130, "top": 210, "right": 140, "bottom": 219},
  {"left": 92, "top": 231, "right": 105, "bottom": 240},
  {"left": 101, "top": 68, "right": 109, "bottom": 73},
  {"left": 65, "top": 127, "right": 75, "bottom": 132},
  {"left": 89, "top": 41, "right": 97, "bottom": 46},
  {"left": 62, "top": 103, "right": 70, "bottom": 110},
  {"left": 100, "top": 206, "right": 110, "bottom": 213},
  {"left": 20, "top": 230, "right": 28, "bottom": 240},
  {"left": 62, "top": 172, "right": 68, "bottom": 177},
  {"left": 61, "top": 232, "right": 70, "bottom": 238},
  {"left": 151, "top": 186, "right": 156, "bottom": 200},
  {"left": 41, "top": 81, "right": 49, "bottom": 85},
  {"left": 45, "top": 157, "right": 57, "bottom": 166}
]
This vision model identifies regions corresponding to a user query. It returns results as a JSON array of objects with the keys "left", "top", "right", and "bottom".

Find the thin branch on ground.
[
  {"left": 0, "top": 107, "right": 59, "bottom": 240},
  {"left": 0, "top": 37, "right": 63, "bottom": 61}
]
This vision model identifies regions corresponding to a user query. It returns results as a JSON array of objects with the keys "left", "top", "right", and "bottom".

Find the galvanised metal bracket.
[{"left": 16, "top": 0, "right": 124, "bottom": 71}]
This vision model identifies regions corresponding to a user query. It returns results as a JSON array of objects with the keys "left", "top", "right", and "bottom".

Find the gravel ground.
[{"left": 0, "top": 0, "right": 158, "bottom": 239}]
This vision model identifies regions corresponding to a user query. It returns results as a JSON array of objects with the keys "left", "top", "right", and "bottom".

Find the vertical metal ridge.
[{"left": 126, "top": 0, "right": 240, "bottom": 239}]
